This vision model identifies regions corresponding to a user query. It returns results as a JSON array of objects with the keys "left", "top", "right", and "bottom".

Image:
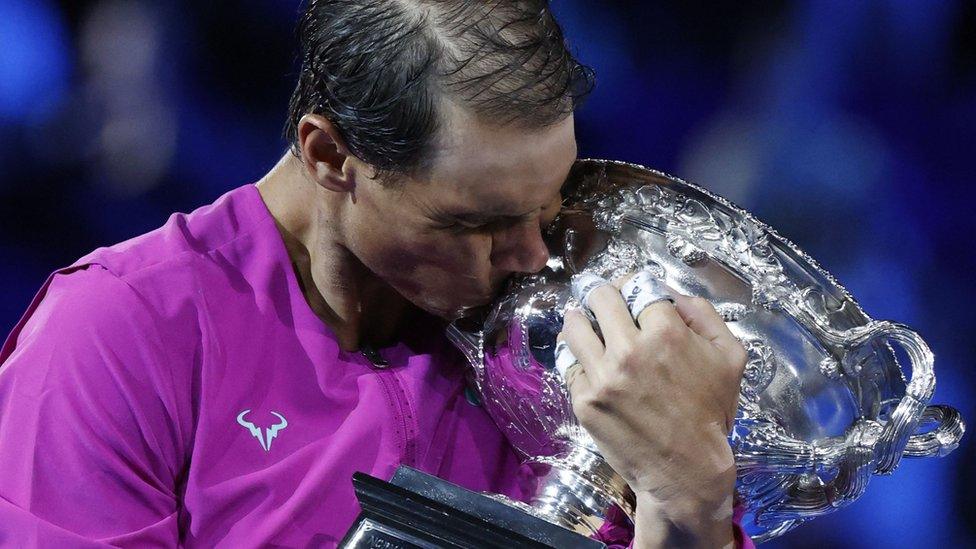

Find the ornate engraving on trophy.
[
  {"left": 715, "top": 302, "right": 754, "bottom": 322},
  {"left": 819, "top": 356, "right": 843, "bottom": 380},
  {"left": 800, "top": 285, "right": 851, "bottom": 333},
  {"left": 740, "top": 340, "right": 778, "bottom": 402},
  {"left": 666, "top": 234, "right": 708, "bottom": 266},
  {"left": 591, "top": 239, "right": 646, "bottom": 280}
]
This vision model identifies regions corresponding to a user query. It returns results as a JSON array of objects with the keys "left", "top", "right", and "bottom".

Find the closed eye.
[
  {"left": 434, "top": 219, "right": 488, "bottom": 233},
  {"left": 440, "top": 205, "right": 544, "bottom": 232}
]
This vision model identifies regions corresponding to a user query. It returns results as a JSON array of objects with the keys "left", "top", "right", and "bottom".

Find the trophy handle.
[
  {"left": 903, "top": 404, "right": 965, "bottom": 458},
  {"left": 792, "top": 304, "right": 943, "bottom": 474},
  {"left": 847, "top": 322, "right": 936, "bottom": 473},
  {"left": 737, "top": 320, "right": 961, "bottom": 528}
]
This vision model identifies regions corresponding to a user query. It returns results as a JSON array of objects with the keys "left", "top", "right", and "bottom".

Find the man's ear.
[{"left": 297, "top": 114, "right": 358, "bottom": 193}]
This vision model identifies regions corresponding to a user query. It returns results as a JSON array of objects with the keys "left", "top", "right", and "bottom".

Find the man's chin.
[
  {"left": 417, "top": 296, "right": 495, "bottom": 323},
  {"left": 411, "top": 282, "right": 508, "bottom": 322},
  {"left": 406, "top": 297, "right": 474, "bottom": 322}
]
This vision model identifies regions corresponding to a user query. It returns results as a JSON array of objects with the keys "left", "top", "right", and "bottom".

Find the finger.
[
  {"left": 554, "top": 338, "right": 595, "bottom": 405},
  {"left": 635, "top": 299, "right": 686, "bottom": 334},
  {"left": 607, "top": 273, "right": 632, "bottom": 291},
  {"left": 626, "top": 276, "right": 687, "bottom": 334},
  {"left": 671, "top": 294, "right": 741, "bottom": 354},
  {"left": 563, "top": 361, "right": 591, "bottom": 398},
  {"left": 558, "top": 308, "right": 605, "bottom": 385},
  {"left": 571, "top": 273, "right": 610, "bottom": 312},
  {"left": 553, "top": 338, "right": 577, "bottom": 379},
  {"left": 621, "top": 271, "right": 678, "bottom": 323},
  {"left": 572, "top": 275, "right": 636, "bottom": 347},
  {"left": 560, "top": 307, "right": 604, "bottom": 365}
]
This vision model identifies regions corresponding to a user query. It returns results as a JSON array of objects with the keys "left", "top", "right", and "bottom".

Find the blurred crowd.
[{"left": 1, "top": 1, "right": 973, "bottom": 546}]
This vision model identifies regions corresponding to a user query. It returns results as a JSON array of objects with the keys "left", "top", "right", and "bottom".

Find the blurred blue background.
[{"left": 0, "top": 0, "right": 972, "bottom": 546}]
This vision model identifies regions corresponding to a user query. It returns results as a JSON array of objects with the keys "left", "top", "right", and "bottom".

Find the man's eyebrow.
[{"left": 449, "top": 208, "right": 536, "bottom": 223}]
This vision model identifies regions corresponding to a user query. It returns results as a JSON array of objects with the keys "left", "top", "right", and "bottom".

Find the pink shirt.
[{"left": 0, "top": 183, "right": 751, "bottom": 548}]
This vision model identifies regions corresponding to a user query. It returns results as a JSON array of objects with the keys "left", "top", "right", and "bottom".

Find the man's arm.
[
  {"left": 592, "top": 490, "right": 756, "bottom": 549},
  {"left": 0, "top": 265, "right": 189, "bottom": 545},
  {"left": 632, "top": 487, "right": 735, "bottom": 548},
  {"left": 561, "top": 276, "right": 750, "bottom": 549}
]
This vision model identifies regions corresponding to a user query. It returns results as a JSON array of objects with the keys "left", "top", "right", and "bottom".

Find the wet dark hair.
[{"left": 283, "top": 0, "right": 594, "bottom": 182}]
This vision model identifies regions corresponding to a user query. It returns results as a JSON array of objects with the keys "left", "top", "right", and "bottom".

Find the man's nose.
[{"left": 490, "top": 218, "right": 550, "bottom": 274}]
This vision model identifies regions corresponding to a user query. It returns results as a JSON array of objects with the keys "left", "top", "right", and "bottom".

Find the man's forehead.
[
  {"left": 448, "top": 200, "right": 539, "bottom": 219},
  {"left": 424, "top": 112, "right": 577, "bottom": 215},
  {"left": 434, "top": 167, "right": 566, "bottom": 217}
]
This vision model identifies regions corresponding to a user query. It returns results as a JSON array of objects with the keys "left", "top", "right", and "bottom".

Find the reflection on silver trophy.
[{"left": 448, "top": 159, "right": 965, "bottom": 542}]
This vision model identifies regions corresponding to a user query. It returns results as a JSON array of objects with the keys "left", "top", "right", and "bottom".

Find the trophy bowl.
[{"left": 447, "top": 159, "right": 965, "bottom": 543}]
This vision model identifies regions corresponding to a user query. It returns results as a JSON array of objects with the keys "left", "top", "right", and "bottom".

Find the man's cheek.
[
  {"left": 371, "top": 229, "right": 488, "bottom": 285},
  {"left": 404, "top": 231, "right": 475, "bottom": 260}
]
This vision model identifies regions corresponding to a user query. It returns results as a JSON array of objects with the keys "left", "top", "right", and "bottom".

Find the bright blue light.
[{"left": 0, "top": 0, "right": 71, "bottom": 123}]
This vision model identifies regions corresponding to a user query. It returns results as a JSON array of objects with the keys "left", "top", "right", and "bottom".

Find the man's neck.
[{"left": 255, "top": 153, "right": 413, "bottom": 352}]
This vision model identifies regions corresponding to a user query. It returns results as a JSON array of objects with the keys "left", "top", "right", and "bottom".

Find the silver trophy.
[{"left": 447, "top": 159, "right": 965, "bottom": 543}]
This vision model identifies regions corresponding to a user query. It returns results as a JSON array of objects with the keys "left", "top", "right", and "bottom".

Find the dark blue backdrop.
[{"left": 1, "top": 1, "right": 972, "bottom": 546}]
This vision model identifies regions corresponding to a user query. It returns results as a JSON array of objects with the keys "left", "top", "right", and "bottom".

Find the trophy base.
[
  {"left": 339, "top": 465, "right": 605, "bottom": 548},
  {"left": 525, "top": 444, "right": 636, "bottom": 536}
]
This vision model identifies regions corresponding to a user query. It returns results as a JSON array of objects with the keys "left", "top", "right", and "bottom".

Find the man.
[{"left": 0, "top": 1, "right": 751, "bottom": 547}]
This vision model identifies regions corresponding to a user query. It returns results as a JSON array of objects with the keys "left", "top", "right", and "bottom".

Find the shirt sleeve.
[{"left": 0, "top": 264, "right": 190, "bottom": 546}]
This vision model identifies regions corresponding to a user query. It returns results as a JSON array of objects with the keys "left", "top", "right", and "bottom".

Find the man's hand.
[{"left": 558, "top": 274, "right": 748, "bottom": 548}]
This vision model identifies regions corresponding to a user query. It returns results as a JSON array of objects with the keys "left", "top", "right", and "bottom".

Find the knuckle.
[
  {"left": 571, "top": 395, "right": 599, "bottom": 424},
  {"left": 610, "top": 272, "right": 634, "bottom": 290},
  {"left": 621, "top": 351, "right": 648, "bottom": 373},
  {"left": 651, "top": 321, "right": 688, "bottom": 346},
  {"left": 608, "top": 339, "right": 637, "bottom": 361},
  {"left": 594, "top": 379, "right": 627, "bottom": 402},
  {"left": 562, "top": 311, "right": 580, "bottom": 329},
  {"left": 720, "top": 348, "right": 749, "bottom": 387},
  {"left": 730, "top": 343, "right": 749, "bottom": 373},
  {"left": 564, "top": 366, "right": 585, "bottom": 392},
  {"left": 590, "top": 284, "right": 617, "bottom": 303},
  {"left": 571, "top": 377, "right": 626, "bottom": 421},
  {"left": 610, "top": 342, "right": 652, "bottom": 374},
  {"left": 566, "top": 378, "right": 582, "bottom": 396},
  {"left": 562, "top": 311, "right": 589, "bottom": 334}
]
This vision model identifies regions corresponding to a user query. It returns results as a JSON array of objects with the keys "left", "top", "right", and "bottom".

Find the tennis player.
[{"left": 0, "top": 2, "right": 750, "bottom": 547}]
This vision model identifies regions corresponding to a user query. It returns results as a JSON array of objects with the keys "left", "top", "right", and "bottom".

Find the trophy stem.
[{"left": 524, "top": 445, "right": 636, "bottom": 537}]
